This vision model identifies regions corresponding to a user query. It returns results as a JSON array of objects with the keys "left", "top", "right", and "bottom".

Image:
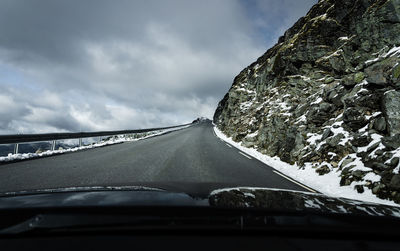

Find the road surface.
[{"left": 0, "top": 121, "right": 315, "bottom": 197}]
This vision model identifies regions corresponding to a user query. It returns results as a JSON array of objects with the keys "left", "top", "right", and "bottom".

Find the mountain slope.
[{"left": 214, "top": 0, "right": 400, "bottom": 203}]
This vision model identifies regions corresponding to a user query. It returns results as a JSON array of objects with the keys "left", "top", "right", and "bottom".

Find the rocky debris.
[
  {"left": 389, "top": 174, "right": 400, "bottom": 190},
  {"left": 355, "top": 185, "right": 365, "bottom": 193},
  {"left": 343, "top": 107, "right": 367, "bottom": 131},
  {"left": 214, "top": 0, "right": 400, "bottom": 203},
  {"left": 351, "top": 134, "right": 371, "bottom": 147},
  {"left": 373, "top": 116, "right": 387, "bottom": 132},
  {"left": 382, "top": 134, "right": 400, "bottom": 150},
  {"left": 316, "top": 165, "right": 331, "bottom": 175}
]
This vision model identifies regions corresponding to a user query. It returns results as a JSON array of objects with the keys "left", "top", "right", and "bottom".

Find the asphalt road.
[{"left": 0, "top": 121, "right": 315, "bottom": 197}]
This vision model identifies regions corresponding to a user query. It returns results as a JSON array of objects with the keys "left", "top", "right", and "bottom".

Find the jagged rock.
[
  {"left": 355, "top": 185, "right": 364, "bottom": 193},
  {"left": 381, "top": 171, "right": 394, "bottom": 185},
  {"left": 340, "top": 174, "right": 355, "bottom": 186},
  {"left": 342, "top": 72, "right": 365, "bottom": 87},
  {"left": 371, "top": 162, "right": 390, "bottom": 171},
  {"left": 307, "top": 102, "right": 336, "bottom": 126},
  {"left": 394, "top": 194, "right": 400, "bottom": 204},
  {"left": 390, "top": 157, "right": 400, "bottom": 168},
  {"left": 389, "top": 175, "right": 400, "bottom": 191},
  {"left": 383, "top": 90, "right": 400, "bottom": 136},
  {"left": 340, "top": 157, "right": 355, "bottom": 169},
  {"left": 214, "top": 0, "right": 400, "bottom": 204},
  {"left": 384, "top": 152, "right": 394, "bottom": 160},
  {"left": 373, "top": 116, "right": 387, "bottom": 132},
  {"left": 376, "top": 153, "right": 393, "bottom": 163},
  {"left": 366, "top": 56, "right": 400, "bottom": 85},
  {"left": 365, "top": 63, "right": 388, "bottom": 85},
  {"left": 325, "top": 84, "right": 346, "bottom": 107},
  {"left": 372, "top": 183, "right": 387, "bottom": 196},
  {"left": 393, "top": 64, "right": 400, "bottom": 82},
  {"left": 242, "top": 140, "right": 255, "bottom": 148},
  {"left": 351, "top": 134, "right": 372, "bottom": 147},
  {"left": 367, "top": 142, "right": 381, "bottom": 152},
  {"left": 342, "top": 74, "right": 357, "bottom": 87},
  {"left": 382, "top": 134, "right": 400, "bottom": 150},
  {"left": 354, "top": 72, "right": 365, "bottom": 84},
  {"left": 324, "top": 76, "right": 335, "bottom": 84},
  {"left": 316, "top": 165, "right": 331, "bottom": 175},
  {"left": 232, "top": 132, "right": 246, "bottom": 142},
  {"left": 326, "top": 133, "right": 345, "bottom": 147},
  {"left": 321, "top": 128, "right": 333, "bottom": 141},
  {"left": 343, "top": 107, "right": 367, "bottom": 131},
  {"left": 352, "top": 170, "right": 366, "bottom": 180}
]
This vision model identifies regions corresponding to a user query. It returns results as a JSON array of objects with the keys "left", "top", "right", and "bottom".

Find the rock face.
[
  {"left": 214, "top": 0, "right": 400, "bottom": 203},
  {"left": 383, "top": 90, "right": 400, "bottom": 136}
]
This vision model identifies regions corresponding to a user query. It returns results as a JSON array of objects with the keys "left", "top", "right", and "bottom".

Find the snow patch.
[
  {"left": 365, "top": 46, "right": 400, "bottom": 65},
  {"left": 214, "top": 126, "right": 399, "bottom": 206},
  {"left": 310, "top": 97, "right": 323, "bottom": 105}
]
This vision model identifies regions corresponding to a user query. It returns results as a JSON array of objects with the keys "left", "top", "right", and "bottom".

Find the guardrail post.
[
  {"left": 14, "top": 143, "right": 19, "bottom": 154},
  {"left": 79, "top": 138, "right": 82, "bottom": 147},
  {"left": 51, "top": 140, "right": 56, "bottom": 151}
]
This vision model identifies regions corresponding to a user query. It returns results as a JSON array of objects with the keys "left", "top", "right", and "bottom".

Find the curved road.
[{"left": 0, "top": 121, "right": 315, "bottom": 197}]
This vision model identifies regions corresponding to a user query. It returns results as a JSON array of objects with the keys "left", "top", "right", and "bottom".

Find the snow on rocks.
[
  {"left": 213, "top": 0, "right": 400, "bottom": 205},
  {"left": 214, "top": 126, "right": 399, "bottom": 206}
]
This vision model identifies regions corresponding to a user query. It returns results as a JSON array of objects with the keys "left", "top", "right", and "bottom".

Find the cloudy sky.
[{"left": 0, "top": 0, "right": 317, "bottom": 134}]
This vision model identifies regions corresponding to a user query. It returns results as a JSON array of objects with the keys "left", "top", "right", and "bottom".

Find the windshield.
[{"left": 1, "top": 0, "right": 400, "bottom": 216}]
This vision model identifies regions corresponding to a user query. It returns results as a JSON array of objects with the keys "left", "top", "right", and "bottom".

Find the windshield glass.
[{"left": 1, "top": 0, "right": 400, "bottom": 215}]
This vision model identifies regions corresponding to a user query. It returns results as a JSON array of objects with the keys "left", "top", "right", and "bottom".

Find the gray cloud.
[{"left": 0, "top": 0, "right": 317, "bottom": 134}]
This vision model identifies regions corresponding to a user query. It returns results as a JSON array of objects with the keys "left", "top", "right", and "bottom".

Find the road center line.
[
  {"left": 272, "top": 170, "right": 317, "bottom": 193},
  {"left": 225, "top": 143, "right": 232, "bottom": 148},
  {"left": 238, "top": 151, "right": 252, "bottom": 159}
]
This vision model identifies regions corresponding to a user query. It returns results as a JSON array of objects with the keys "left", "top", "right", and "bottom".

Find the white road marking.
[
  {"left": 225, "top": 143, "right": 232, "bottom": 148},
  {"left": 273, "top": 171, "right": 317, "bottom": 193},
  {"left": 238, "top": 152, "right": 252, "bottom": 159}
]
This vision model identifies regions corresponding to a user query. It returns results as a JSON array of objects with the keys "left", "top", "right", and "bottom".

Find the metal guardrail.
[{"left": 0, "top": 123, "right": 192, "bottom": 154}]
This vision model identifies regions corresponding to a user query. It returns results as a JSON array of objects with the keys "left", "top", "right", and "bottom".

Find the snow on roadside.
[
  {"left": 213, "top": 126, "right": 400, "bottom": 207},
  {"left": 0, "top": 125, "right": 192, "bottom": 163}
]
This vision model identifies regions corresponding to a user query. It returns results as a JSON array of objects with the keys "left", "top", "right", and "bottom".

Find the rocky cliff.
[{"left": 214, "top": 0, "right": 400, "bottom": 203}]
